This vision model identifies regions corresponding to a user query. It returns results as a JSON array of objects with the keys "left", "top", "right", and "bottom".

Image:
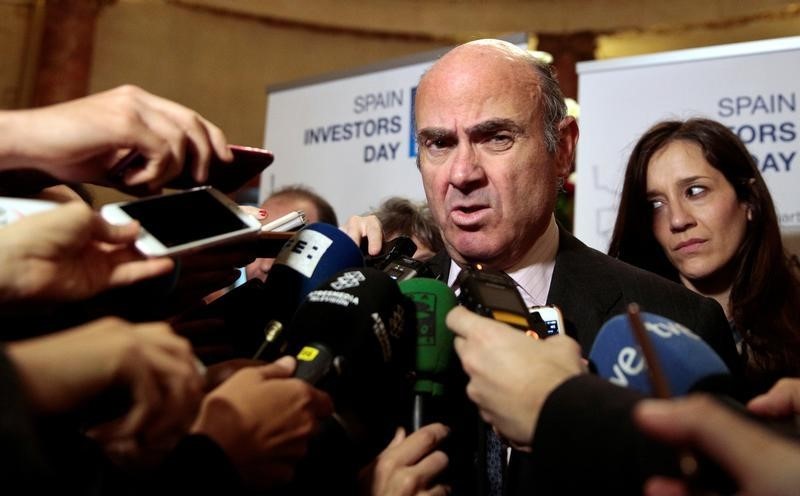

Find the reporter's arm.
[
  {"left": 5, "top": 317, "right": 203, "bottom": 444},
  {"left": 190, "top": 357, "right": 334, "bottom": 489},
  {"left": 0, "top": 202, "right": 173, "bottom": 304},
  {"left": 446, "top": 306, "right": 584, "bottom": 449},
  {"left": 636, "top": 395, "right": 800, "bottom": 496},
  {"left": 0, "top": 85, "right": 232, "bottom": 190}
]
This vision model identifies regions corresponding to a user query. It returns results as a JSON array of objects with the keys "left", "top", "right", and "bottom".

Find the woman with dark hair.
[{"left": 608, "top": 117, "right": 800, "bottom": 393}]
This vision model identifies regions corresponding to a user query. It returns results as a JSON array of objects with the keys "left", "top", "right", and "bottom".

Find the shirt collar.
[{"left": 446, "top": 215, "right": 559, "bottom": 308}]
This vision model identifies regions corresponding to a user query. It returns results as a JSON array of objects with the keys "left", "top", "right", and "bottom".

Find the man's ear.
[{"left": 555, "top": 116, "right": 579, "bottom": 178}]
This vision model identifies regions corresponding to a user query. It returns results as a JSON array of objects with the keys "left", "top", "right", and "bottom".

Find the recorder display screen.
[{"left": 122, "top": 189, "right": 248, "bottom": 247}]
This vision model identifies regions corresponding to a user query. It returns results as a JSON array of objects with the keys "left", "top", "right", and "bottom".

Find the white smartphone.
[
  {"left": 101, "top": 186, "right": 261, "bottom": 257},
  {"left": 260, "top": 210, "right": 307, "bottom": 233},
  {"left": 529, "top": 304, "right": 565, "bottom": 337}
]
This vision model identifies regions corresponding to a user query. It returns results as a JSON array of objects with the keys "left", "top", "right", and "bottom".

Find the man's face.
[{"left": 416, "top": 45, "right": 570, "bottom": 270}]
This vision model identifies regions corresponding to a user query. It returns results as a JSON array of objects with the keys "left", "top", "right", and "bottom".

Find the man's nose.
[{"left": 449, "top": 143, "right": 485, "bottom": 189}]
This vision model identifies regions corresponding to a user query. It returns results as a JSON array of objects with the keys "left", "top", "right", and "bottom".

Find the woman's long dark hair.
[{"left": 608, "top": 118, "right": 800, "bottom": 390}]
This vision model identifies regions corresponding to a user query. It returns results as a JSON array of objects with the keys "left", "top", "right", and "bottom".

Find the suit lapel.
[{"left": 546, "top": 228, "right": 623, "bottom": 353}]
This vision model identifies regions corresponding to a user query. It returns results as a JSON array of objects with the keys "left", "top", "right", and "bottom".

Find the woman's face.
[{"left": 646, "top": 140, "right": 749, "bottom": 286}]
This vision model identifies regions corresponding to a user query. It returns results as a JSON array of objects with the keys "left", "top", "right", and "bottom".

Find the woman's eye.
[
  {"left": 649, "top": 199, "right": 664, "bottom": 210},
  {"left": 686, "top": 185, "right": 706, "bottom": 197}
]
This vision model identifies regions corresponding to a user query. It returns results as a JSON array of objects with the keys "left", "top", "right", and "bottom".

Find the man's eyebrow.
[
  {"left": 416, "top": 127, "right": 454, "bottom": 141},
  {"left": 466, "top": 118, "right": 523, "bottom": 137}
]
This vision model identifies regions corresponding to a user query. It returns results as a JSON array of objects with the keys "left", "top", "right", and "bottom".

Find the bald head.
[{"left": 417, "top": 39, "right": 567, "bottom": 154}]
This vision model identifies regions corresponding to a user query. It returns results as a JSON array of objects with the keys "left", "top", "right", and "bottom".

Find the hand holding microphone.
[
  {"left": 446, "top": 306, "right": 585, "bottom": 449},
  {"left": 635, "top": 390, "right": 800, "bottom": 496},
  {"left": 285, "top": 266, "right": 416, "bottom": 457}
]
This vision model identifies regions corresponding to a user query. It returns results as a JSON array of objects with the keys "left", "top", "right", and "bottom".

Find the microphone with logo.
[
  {"left": 190, "top": 222, "right": 365, "bottom": 361},
  {"left": 287, "top": 266, "right": 416, "bottom": 458},
  {"left": 280, "top": 267, "right": 416, "bottom": 494},
  {"left": 589, "top": 309, "right": 740, "bottom": 492},
  {"left": 588, "top": 310, "right": 732, "bottom": 397},
  {"left": 398, "top": 278, "right": 457, "bottom": 430}
]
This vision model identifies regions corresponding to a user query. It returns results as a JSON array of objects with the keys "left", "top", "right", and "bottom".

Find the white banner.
[
  {"left": 261, "top": 36, "right": 528, "bottom": 222},
  {"left": 575, "top": 36, "right": 800, "bottom": 252}
]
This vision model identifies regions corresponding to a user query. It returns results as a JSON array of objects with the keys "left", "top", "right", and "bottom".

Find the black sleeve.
[
  {"left": 0, "top": 347, "right": 56, "bottom": 491},
  {"left": 506, "top": 374, "right": 681, "bottom": 496},
  {"left": 150, "top": 434, "right": 245, "bottom": 495}
]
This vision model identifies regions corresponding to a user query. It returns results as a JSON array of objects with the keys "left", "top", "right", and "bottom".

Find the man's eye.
[
  {"left": 484, "top": 134, "right": 513, "bottom": 150},
  {"left": 422, "top": 138, "right": 451, "bottom": 151}
]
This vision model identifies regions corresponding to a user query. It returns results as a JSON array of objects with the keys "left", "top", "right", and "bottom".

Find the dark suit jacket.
[{"left": 427, "top": 227, "right": 742, "bottom": 495}]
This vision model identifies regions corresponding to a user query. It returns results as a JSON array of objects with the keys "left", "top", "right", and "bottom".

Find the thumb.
[
  {"left": 93, "top": 212, "right": 140, "bottom": 245},
  {"left": 258, "top": 356, "right": 296, "bottom": 379}
]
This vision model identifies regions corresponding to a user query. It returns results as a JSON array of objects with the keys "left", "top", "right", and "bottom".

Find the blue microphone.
[
  {"left": 252, "top": 222, "right": 364, "bottom": 360},
  {"left": 588, "top": 311, "right": 729, "bottom": 396},
  {"left": 269, "top": 222, "right": 365, "bottom": 303}
]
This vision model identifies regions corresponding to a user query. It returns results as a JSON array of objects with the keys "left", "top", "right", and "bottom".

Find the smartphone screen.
[
  {"left": 530, "top": 306, "right": 563, "bottom": 337},
  {"left": 121, "top": 189, "right": 251, "bottom": 248}
]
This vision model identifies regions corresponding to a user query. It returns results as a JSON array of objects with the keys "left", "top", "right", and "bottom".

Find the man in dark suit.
[{"left": 346, "top": 38, "right": 741, "bottom": 495}]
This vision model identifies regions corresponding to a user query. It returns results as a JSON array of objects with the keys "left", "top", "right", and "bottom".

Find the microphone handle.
[
  {"left": 412, "top": 394, "right": 424, "bottom": 431},
  {"left": 293, "top": 342, "right": 335, "bottom": 385}
]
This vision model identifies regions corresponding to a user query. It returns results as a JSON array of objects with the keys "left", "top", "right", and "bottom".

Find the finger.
[
  {"left": 112, "top": 366, "right": 162, "bottom": 438},
  {"left": 635, "top": 397, "right": 778, "bottom": 482},
  {"left": 386, "top": 426, "right": 407, "bottom": 450},
  {"left": 239, "top": 205, "right": 268, "bottom": 220},
  {"left": 199, "top": 115, "right": 233, "bottom": 163},
  {"left": 309, "top": 388, "right": 334, "bottom": 418},
  {"left": 139, "top": 93, "right": 230, "bottom": 181},
  {"left": 391, "top": 423, "right": 449, "bottom": 466},
  {"left": 340, "top": 215, "right": 383, "bottom": 255},
  {"left": 143, "top": 359, "right": 204, "bottom": 440},
  {"left": 420, "top": 485, "right": 452, "bottom": 496},
  {"left": 91, "top": 211, "right": 140, "bottom": 245},
  {"left": 364, "top": 219, "right": 384, "bottom": 256},
  {"left": 413, "top": 450, "right": 449, "bottom": 488},
  {"left": 446, "top": 306, "right": 482, "bottom": 339},
  {"left": 747, "top": 378, "right": 800, "bottom": 417},
  {"left": 104, "top": 249, "right": 176, "bottom": 288},
  {"left": 272, "top": 355, "right": 297, "bottom": 374},
  {"left": 126, "top": 105, "right": 187, "bottom": 187},
  {"left": 255, "top": 361, "right": 295, "bottom": 380},
  {"left": 643, "top": 476, "right": 689, "bottom": 496}
]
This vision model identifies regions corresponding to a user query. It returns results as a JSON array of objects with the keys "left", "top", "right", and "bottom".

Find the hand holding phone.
[
  {"left": 109, "top": 145, "right": 274, "bottom": 196},
  {"left": 456, "top": 265, "right": 551, "bottom": 338},
  {"left": 101, "top": 186, "right": 261, "bottom": 257}
]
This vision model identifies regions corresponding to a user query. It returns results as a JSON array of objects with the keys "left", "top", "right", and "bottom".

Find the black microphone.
[
  {"left": 182, "top": 222, "right": 365, "bottom": 362},
  {"left": 286, "top": 266, "right": 416, "bottom": 458},
  {"left": 280, "top": 267, "right": 417, "bottom": 495},
  {"left": 366, "top": 235, "right": 433, "bottom": 281}
]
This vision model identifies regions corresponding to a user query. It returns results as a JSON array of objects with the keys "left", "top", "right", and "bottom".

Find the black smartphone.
[
  {"left": 456, "top": 265, "right": 550, "bottom": 338},
  {"left": 109, "top": 144, "right": 274, "bottom": 195}
]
